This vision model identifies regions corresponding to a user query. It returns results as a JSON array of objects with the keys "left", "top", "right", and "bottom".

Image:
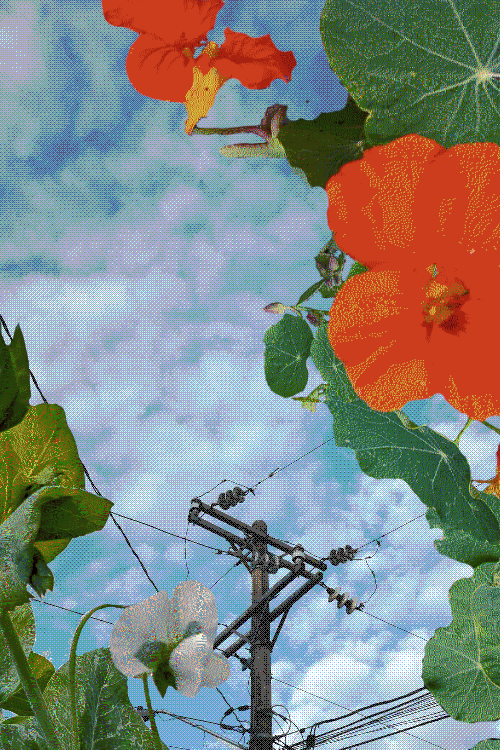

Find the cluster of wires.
[{"left": 272, "top": 687, "right": 449, "bottom": 750}]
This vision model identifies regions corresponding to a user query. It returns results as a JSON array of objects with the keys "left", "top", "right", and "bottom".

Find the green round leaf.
[
  {"left": 263, "top": 314, "right": 313, "bottom": 398},
  {"left": 278, "top": 97, "right": 369, "bottom": 189},
  {"left": 422, "top": 562, "right": 500, "bottom": 722},
  {"left": 320, "top": 0, "right": 500, "bottom": 148}
]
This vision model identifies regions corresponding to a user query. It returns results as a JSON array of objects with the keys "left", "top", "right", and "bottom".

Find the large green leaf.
[
  {"left": 277, "top": 96, "right": 369, "bottom": 189},
  {"left": 0, "top": 324, "right": 31, "bottom": 434},
  {"left": 0, "top": 648, "right": 169, "bottom": 749},
  {"left": 329, "top": 399, "right": 500, "bottom": 561},
  {"left": 263, "top": 314, "right": 313, "bottom": 398},
  {"left": 0, "top": 403, "right": 113, "bottom": 610},
  {"left": 320, "top": 0, "right": 500, "bottom": 148},
  {"left": 422, "top": 562, "right": 500, "bottom": 722},
  {"left": 310, "top": 327, "right": 500, "bottom": 566}
]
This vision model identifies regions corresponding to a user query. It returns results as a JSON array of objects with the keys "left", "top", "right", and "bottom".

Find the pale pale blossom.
[{"left": 109, "top": 580, "right": 230, "bottom": 697}]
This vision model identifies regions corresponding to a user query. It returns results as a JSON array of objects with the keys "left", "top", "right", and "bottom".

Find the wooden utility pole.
[
  {"left": 249, "top": 521, "right": 273, "bottom": 750},
  {"left": 185, "top": 492, "right": 361, "bottom": 750}
]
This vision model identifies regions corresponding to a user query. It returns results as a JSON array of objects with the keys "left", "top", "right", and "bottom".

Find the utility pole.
[
  {"left": 249, "top": 521, "right": 272, "bottom": 750},
  {"left": 184, "top": 489, "right": 362, "bottom": 750}
]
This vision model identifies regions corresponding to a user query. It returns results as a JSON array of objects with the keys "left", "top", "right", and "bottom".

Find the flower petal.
[
  {"left": 171, "top": 580, "right": 218, "bottom": 644},
  {"left": 327, "top": 259, "right": 500, "bottom": 421},
  {"left": 109, "top": 591, "right": 177, "bottom": 678},
  {"left": 325, "top": 135, "right": 446, "bottom": 270},
  {"left": 184, "top": 60, "right": 230, "bottom": 135},
  {"left": 124, "top": 34, "right": 196, "bottom": 102},
  {"left": 211, "top": 28, "right": 296, "bottom": 88},
  {"left": 411, "top": 140, "right": 500, "bottom": 270},
  {"left": 102, "top": 0, "right": 225, "bottom": 103},
  {"left": 201, "top": 653, "right": 231, "bottom": 688},
  {"left": 101, "top": 0, "right": 224, "bottom": 47},
  {"left": 169, "top": 632, "right": 210, "bottom": 697}
]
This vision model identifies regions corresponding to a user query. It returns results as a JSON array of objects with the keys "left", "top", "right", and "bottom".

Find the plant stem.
[
  {"left": 454, "top": 417, "right": 473, "bottom": 445},
  {"left": 192, "top": 124, "right": 268, "bottom": 137},
  {"left": 68, "top": 604, "right": 128, "bottom": 750},
  {"left": 0, "top": 606, "right": 62, "bottom": 750},
  {"left": 482, "top": 419, "right": 500, "bottom": 437},
  {"left": 142, "top": 673, "right": 167, "bottom": 750}
]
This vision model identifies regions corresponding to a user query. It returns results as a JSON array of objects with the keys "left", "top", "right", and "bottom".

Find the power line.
[{"left": 272, "top": 686, "right": 449, "bottom": 746}]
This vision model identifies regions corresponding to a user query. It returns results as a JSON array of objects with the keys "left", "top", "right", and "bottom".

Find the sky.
[{"left": 1, "top": 1, "right": 500, "bottom": 749}]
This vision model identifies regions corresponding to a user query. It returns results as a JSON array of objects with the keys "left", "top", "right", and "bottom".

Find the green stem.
[
  {"left": 191, "top": 124, "right": 267, "bottom": 137},
  {"left": 0, "top": 606, "right": 62, "bottom": 750},
  {"left": 481, "top": 419, "right": 500, "bottom": 437},
  {"left": 454, "top": 417, "right": 473, "bottom": 446},
  {"left": 141, "top": 673, "right": 166, "bottom": 750},
  {"left": 68, "top": 604, "right": 128, "bottom": 750},
  {"left": 454, "top": 416, "right": 500, "bottom": 447}
]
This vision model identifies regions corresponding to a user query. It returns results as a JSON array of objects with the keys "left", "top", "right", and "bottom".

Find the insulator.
[
  {"left": 218, "top": 491, "right": 232, "bottom": 509},
  {"left": 218, "top": 487, "right": 247, "bottom": 509},
  {"left": 328, "top": 587, "right": 341, "bottom": 603},
  {"left": 188, "top": 497, "right": 201, "bottom": 521},
  {"left": 337, "top": 593, "right": 349, "bottom": 608},
  {"left": 345, "top": 596, "right": 359, "bottom": 614},
  {"left": 328, "top": 545, "right": 358, "bottom": 565},
  {"left": 232, "top": 486, "right": 246, "bottom": 502},
  {"left": 305, "top": 734, "right": 316, "bottom": 748},
  {"left": 292, "top": 545, "right": 305, "bottom": 567}
]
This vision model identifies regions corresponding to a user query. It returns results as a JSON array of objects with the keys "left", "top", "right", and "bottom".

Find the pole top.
[{"left": 252, "top": 520, "right": 267, "bottom": 533}]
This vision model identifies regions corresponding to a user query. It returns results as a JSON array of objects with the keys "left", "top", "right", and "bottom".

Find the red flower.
[
  {"left": 101, "top": 0, "right": 296, "bottom": 134},
  {"left": 473, "top": 442, "right": 500, "bottom": 498},
  {"left": 326, "top": 134, "right": 500, "bottom": 422}
]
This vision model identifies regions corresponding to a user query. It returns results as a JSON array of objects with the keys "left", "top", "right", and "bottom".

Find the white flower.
[{"left": 109, "top": 580, "right": 231, "bottom": 697}]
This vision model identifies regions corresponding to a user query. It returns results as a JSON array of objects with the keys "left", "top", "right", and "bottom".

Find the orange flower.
[
  {"left": 473, "top": 443, "right": 500, "bottom": 499},
  {"left": 326, "top": 134, "right": 500, "bottom": 422},
  {"left": 101, "top": 0, "right": 296, "bottom": 135}
]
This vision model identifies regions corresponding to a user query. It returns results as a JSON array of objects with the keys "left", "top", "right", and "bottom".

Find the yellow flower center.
[
  {"left": 421, "top": 263, "right": 469, "bottom": 327},
  {"left": 183, "top": 41, "right": 231, "bottom": 135}
]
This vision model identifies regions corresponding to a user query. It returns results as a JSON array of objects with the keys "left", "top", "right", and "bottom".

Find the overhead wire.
[
  {"left": 0, "top": 314, "right": 474, "bottom": 750},
  {"left": 273, "top": 687, "right": 449, "bottom": 748}
]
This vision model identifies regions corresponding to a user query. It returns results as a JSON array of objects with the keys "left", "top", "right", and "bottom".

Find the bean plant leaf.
[
  {"left": 0, "top": 650, "right": 55, "bottom": 717},
  {"left": 0, "top": 648, "right": 169, "bottom": 749},
  {"left": 263, "top": 313, "right": 313, "bottom": 398},
  {"left": 422, "top": 562, "right": 500, "bottom": 722},
  {"left": 320, "top": 0, "right": 500, "bottom": 149},
  {"left": 0, "top": 603, "right": 36, "bottom": 706},
  {"left": 0, "top": 403, "right": 113, "bottom": 610},
  {"left": 0, "top": 324, "right": 31, "bottom": 434},
  {"left": 277, "top": 97, "right": 369, "bottom": 189}
]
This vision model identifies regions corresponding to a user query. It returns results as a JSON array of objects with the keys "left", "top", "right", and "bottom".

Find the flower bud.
[{"left": 264, "top": 302, "right": 286, "bottom": 314}]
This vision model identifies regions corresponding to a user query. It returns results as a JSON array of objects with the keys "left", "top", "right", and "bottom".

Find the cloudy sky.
[{"left": 1, "top": 0, "right": 500, "bottom": 749}]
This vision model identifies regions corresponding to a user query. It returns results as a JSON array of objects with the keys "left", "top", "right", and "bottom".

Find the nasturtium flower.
[
  {"left": 473, "top": 443, "right": 500, "bottom": 499},
  {"left": 101, "top": 0, "right": 296, "bottom": 135},
  {"left": 109, "top": 580, "right": 230, "bottom": 697},
  {"left": 325, "top": 134, "right": 500, "bottom": 422}
]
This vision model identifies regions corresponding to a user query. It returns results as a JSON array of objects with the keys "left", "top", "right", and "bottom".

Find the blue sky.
[{"left": 1, "top": 0, "right": 500, "bottom": 749}]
